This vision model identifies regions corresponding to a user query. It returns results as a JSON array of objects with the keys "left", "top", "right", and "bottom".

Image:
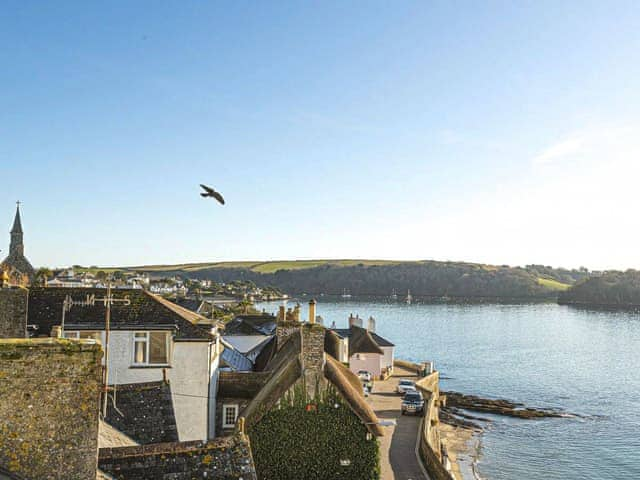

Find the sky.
[{"left": 1, "top": 1, "right": 640, "bottom": 270}]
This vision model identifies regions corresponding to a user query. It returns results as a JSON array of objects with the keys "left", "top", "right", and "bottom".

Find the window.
[
  {"left": 80, "top": 331, "right": 102, "bottom": 342},
  {"left": 132, "top": 332, "right": 169, "bottom": 365},
  {"left": 222, "top": 404, "right": 239, "bottom": 428},
  {"left": 63, "top": 330, "right": 101, "bottom": 341}
]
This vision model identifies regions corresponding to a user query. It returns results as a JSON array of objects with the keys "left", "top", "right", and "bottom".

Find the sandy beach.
[{"left": 440, "top": 423, "right": 479, "bottom": 480}]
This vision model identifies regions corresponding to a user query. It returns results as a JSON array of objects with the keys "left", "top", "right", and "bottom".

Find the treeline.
[
  {"left": 141, "top": 261, "right": 580, "bottom": 299},
  {"left": 558, "top": 270, "right": 640, "bottom": 307}
]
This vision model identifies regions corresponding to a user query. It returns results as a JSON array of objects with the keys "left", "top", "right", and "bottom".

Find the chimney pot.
[{"left": 308, "top": 299, "right": 317, "bottom": 324}]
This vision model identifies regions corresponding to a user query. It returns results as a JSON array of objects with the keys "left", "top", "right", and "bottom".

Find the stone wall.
[
  {"left": 0, "top": 338, "right": 103, "bottom": 480},
  {"left": 216, "top": 396, "right": 252, "bottom": 435},
  {"left": 218, "top": 371, "right": 270, "bottom": 398},
  {"left": 275, "top": 320, "right": 300, "bottom": 350},
  {"left": 0, "top": 288, "right": 27, "bottom": 338},
  {"left": 415, "top": 371, "right": 454, "bottom": 480},
  {"left": 105, "top": 381, "right": 178, "bottom": 444},
  {"left": 98, "top": 434, "right": 257, "bottom": 480}
]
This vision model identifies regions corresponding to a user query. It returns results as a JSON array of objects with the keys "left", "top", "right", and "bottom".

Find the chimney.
[
  {"left": 278, "top": 305, "right": 286, "bottom": 321},
  {"left": 349, "top": 314, "right": 362, "bottom": 328},
  {"left": 367, "top": 316, "right": 376, "bottom": 333},
  {"left": 308, "top": 299, "right": 317, "bottom": 324},
  {"left": 301, "top": 322, "right": 326, "bottom": 399},
  {"left": 0, "top": 338, "right": 103, "bottom": 479},
  {"left": 293, "top": 303, "right": 301, "bottom": 322},
  {"left": 348, "top": 314, "right": 355, "bottom": 328}
]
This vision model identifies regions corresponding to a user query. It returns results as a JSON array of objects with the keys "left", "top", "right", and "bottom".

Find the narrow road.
[{"left": 369, "top": 366, "right": 430, "bottom": 480}]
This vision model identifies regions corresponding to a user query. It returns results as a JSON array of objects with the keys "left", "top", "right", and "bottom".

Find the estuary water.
[{"left": 256, "top": 297, "right": 640, "bottom": 480}]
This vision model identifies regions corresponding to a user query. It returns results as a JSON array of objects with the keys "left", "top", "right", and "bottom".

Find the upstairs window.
[{"left": 133, "top": 332, "right": 169, "bottom": 365}]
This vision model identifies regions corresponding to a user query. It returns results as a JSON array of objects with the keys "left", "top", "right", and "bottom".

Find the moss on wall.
[{"left": 248, "top": 385, "right": 379, "bottom": 480}]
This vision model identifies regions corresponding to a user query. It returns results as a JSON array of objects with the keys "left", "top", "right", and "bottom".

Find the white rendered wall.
[
  {"left": 106, "top": 331, "right": 165, "bottom": 385},
  {"left": 381, "top": 346, "right": 394, "bottom": 373},
  {"left": 349, "top": 354, "right": 381, "bottom": 377},
  {"left": 208, "top": 338, "right": 220, "bottom": 439},
  {"left": 169, "top": 342, "right": 210, "bottom": 441}
]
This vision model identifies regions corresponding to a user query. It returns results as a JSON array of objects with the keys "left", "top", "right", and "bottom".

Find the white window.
[
  {"left": 132, "top": 332, "right": 170, "bottom": 365},
  {"left": 63, "top": 330, "right": 101, "bottom": 342},
  {"left": 222, "top": 404, "right": 239, "bottom": 428}
]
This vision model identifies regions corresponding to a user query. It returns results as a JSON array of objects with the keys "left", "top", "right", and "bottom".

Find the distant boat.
[
  {"left": 405, "top": 289, "right": 412, "bottom": 304},
  {"left": 341, "top": 288, "right": 352, "bottom": 299},
  {"left": 390, "top": 289, "right": 398, "bottom": 300}
]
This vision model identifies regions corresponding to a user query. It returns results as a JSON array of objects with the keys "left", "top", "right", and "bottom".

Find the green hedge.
[{"left": 248, "top": 385, "right": 379, "bottom": 480}]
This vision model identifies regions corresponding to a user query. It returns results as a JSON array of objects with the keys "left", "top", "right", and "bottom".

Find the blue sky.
[{"left": 2, "top": 1, "right": 640, "bottom": 269}]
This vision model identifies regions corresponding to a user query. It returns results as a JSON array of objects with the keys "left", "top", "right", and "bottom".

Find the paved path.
[{"left": 369, "top": 367, "right": 430, "bottom": 480}]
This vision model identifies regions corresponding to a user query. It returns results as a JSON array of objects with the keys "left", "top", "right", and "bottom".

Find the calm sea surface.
[{"left": 256, "top": 297, "right": 640, "bottom": 480}]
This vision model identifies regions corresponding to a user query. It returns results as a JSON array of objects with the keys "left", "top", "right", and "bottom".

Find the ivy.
[{"left": 248, "top": 385, "right": 380, "bottom": 480}]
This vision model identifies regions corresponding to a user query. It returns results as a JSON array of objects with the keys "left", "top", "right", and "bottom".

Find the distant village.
[{"left": 0, "top": 205, "right": 455, "bottom": 480}]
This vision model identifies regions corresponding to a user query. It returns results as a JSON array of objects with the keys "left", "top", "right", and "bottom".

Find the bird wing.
[
  {"left": 212, "top": 191, "right": 225, "bottom": 205},
  {"left": 200, "top": 184, "right": 215, "bottom": 194}
]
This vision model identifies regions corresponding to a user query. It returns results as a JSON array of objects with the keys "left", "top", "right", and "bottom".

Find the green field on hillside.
[
  {"left": 117, "top": 259, "right": 406, "bottom": 273},
  {"left": 537, "top": 277, "right": 571, "bottom": 291}
]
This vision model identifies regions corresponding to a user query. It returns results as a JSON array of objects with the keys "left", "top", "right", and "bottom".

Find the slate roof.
[
  {"left": 224, "top": 314, "right": 277, "bottom": 336},
  {"left": 221, "top": 343, "right": 254, "bottom": 372},
  {"left": 332, "top": 326, "right": 394, "bottom": 349},
  {"left": 27, "top": 288, "right": 212, "bottom": 341},
  {"left": 346, "top": 325, "right": 384, "bottom": 356}
]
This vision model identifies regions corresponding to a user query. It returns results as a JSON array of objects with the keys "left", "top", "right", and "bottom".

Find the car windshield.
[
  {"left": 400, "top": 380, "right": 414, "bottom": 386},
  {"left": 404, "top": 393, "right": 421, "bottom": 401}
]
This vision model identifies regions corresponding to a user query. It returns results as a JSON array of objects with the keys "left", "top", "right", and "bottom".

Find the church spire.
[
  {"left": 9, "top": 202, "right": 24, "bottom": 256},
  {"left": 11, "top": 201, "right": 23, "bottom": 234}
]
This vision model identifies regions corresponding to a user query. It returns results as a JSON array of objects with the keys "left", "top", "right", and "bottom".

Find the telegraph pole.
[{"left": 102, "top": 282, "right": 112, "bottom": 418}]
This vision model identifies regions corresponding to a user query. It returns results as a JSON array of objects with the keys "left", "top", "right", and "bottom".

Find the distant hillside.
[
  {"left": 100, "top": 259, "right": 588, "bottom": 300},
  {"left": 559, "top": 270, "right": 640, "bottom": 307}
]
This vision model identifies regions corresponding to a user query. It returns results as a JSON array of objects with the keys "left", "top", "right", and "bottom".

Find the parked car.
[
  {"left": 362, "top": 383, "right": 370, "bottom": 397},
  {"left": 401, "top": 391, "right": 425, "bottom": 415},
  {"left": 358, "top": 370, "right": 373, "bottom": 382},
  {"left": 396, "top": 379, "right": 416, "bottom": 394}
]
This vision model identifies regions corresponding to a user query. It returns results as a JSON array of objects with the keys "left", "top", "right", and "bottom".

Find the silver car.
[{"left": 396, "top": 379, "right": 416, "bottom": 394}]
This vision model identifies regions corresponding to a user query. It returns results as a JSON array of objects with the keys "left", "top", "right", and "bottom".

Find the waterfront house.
[{"left": 328, "top": 314, "right": 395, "bottom": 378}]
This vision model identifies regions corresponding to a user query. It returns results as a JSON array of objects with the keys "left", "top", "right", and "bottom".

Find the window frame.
[
  {"left": 132, "top": 331, "right": 170, "bottom": 366},
  {"left": 222, "top": 404, "right": 239, "bottom": 429}
]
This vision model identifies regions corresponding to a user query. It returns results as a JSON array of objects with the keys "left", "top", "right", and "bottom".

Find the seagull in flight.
[{"left": 200, "top": 184, "right": 225, "bottom": 205}]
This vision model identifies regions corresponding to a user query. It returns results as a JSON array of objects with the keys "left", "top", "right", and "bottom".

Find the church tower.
[{"left": 1, "top": 203, "right": 35, "bottom": 284}]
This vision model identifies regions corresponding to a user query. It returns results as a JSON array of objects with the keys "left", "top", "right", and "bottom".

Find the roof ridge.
[{"left": 145, "top": 291, "right": 208, "bottom": 325}]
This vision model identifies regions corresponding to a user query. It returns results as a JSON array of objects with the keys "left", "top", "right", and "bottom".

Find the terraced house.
[{"left": 26, "top": 287, "right": 222, "bottom": 441}]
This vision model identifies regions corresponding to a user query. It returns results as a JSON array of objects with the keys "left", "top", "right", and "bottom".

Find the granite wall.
[
  {"left": 98, "top": 434, "right": 257, "bottom": 480},
  {"left": 0, "top": 288, "right": 27, "bottom": 338},
  {"left": 0, "top": 338, "right": 103, "bottom": 480}
]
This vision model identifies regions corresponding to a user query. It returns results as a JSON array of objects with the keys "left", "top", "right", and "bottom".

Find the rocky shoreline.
[{"left": 440, "top": 391, "right": 569, "bottom": 430}]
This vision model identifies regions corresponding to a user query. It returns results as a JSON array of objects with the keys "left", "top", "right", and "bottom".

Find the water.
[{"left": 256, "top": 297, "right": 640, "bottom": 480}]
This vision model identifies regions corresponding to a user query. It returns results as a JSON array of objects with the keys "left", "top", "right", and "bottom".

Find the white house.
[
  {"left": 27, "top": 287, "right": 221, "bottom": 441},
  {"left": 330, "top": 315, "right": 395, "bottom": 379}
]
